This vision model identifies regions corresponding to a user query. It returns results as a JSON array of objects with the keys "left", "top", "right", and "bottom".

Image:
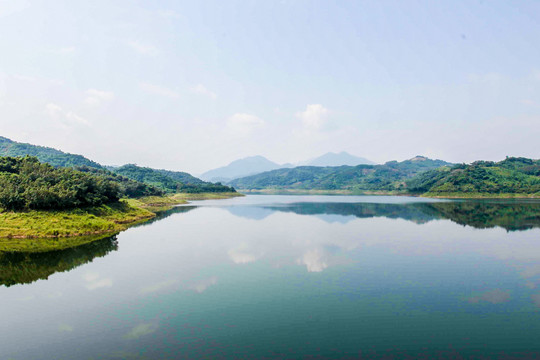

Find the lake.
[{"left": 2, "top": 195, "right": 540, "bottom": 359}]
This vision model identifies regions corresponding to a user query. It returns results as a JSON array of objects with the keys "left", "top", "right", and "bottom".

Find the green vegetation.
[
  {"left": 113, "top": 164, "right": 236, "bottom": 193},
  {"left": 407, "top": 157, "right": 540, "bottom": 197},
  {"left": 230, "top": 156, "right": 540, "bottom": 198},
  {"left": 0, "top": 157, "right": 120, "bottom": 211},
  {"left": 0, "top": 201, "right": 155, "bottom": 240},
  {"left": 0, "top": 136, "right": 103, "bottom": 169},
  {"left": 229, "top": 156, "right": 451, "bottom": 192},
  {"left": 75, "top": 166, "right": 164, "bottom": 198}
]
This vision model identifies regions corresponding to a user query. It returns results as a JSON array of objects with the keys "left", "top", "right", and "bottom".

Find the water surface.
[{"left": 2, "top": 195, "right": 540, "bottom": 359}]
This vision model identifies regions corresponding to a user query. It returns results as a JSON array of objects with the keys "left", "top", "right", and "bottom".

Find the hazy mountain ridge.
[
  {"left": 200, "top": 155, "right": 284, "bottom": 182},
  {"left": 201, "top": 152, "right": 375, "bottom": 182},
  {"left": 228, "top": 156, "right": 452, "bottom": 191},
  {"left": 301, "top": 151, "right": 376, "bottom": 166}
]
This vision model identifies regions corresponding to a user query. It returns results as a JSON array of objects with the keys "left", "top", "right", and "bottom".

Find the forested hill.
[
  {"left": 113, "top": 164, "right": 236, "bottom": 193},
  {"left": 229, "top": 156, "right": 451, "bottom": 192},
  {"left": 0, "top": 136, "right": 235, "bottom": 194},
  {"left": 0, "top": 136, "right": 103, "bottom": 169},
  {"left": 406, "top": 157, "right": 540, "bottom": 197}
]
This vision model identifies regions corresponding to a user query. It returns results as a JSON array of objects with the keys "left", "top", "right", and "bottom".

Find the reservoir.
[{"left": 2, "top": 195, "right": 540, "bottom": 359}]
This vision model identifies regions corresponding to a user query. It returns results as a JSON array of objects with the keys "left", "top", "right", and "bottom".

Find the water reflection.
[
  {"left": 0, "top": 235, "right": 118, "bottom": 287},
  {"left": 2, "top": 196, "right": 540, "bottom": 359},
  {"left": 259, "top": 200, "right": 540, "bottom": 231}
]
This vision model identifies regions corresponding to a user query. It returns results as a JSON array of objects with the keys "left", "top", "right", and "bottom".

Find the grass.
[
  {"left": 0, "top": 201, "right": 155, "bottom": 239},
  {"left": 0, "top": 192, "right": 242, "bottom": 252},
  {"left": 423, "top": 192, "right": 540, "bottom": 199},
  {"left": 170, "top": 192, "right": 243, "bottom": 201},
  {"left": 237, "top": 188, "right": 407, "bottom": 196}
]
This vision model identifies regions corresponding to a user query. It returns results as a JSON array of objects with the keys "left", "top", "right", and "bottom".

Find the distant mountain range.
[
  {"left": 228, "top": 156, "right": 453, "bottom": 192},
  {"left": 300, "top": 151, "right": 376, "bottom": 167},
  {"left": 3, "top": 135, "right": 538, "bottom": 198},
  {"left": 200, "top": 152, "right": 376, "bottom": 182},
  {"left": 200, "top": 155, "right": 284, "bottom": 183}
]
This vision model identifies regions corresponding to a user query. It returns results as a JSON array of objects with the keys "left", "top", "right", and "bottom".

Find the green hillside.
[
  {"left": 113, "top": 164, "right": 236, "bottom": 193},
  {"left": 407, "top": 157, "right": 540, "bottom": 197},
  {"left": 0, "top": 136, "right": 103, "bottom": 169},
  {"left": 0, "top": 157, "right": 120, "bottom": 210},
  {"left": 229, "top": 156, "right": 451, "bottom": 192}
]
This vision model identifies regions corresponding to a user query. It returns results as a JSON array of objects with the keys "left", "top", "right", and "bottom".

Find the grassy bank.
[
  {"left": 237, "top": 189, "right": 407, "bottom": 196},
  {"left": 240, "top": 188, "right": 540, "bottom": 199},
  {"left": 423, "top": 192, "right": 540, "bottom": 199},
  {"left": 0, "top": 201, "right": 155, "bottom": 239},
  {"left": 0, "top": 192, "right": 242, "bottom": 252}
]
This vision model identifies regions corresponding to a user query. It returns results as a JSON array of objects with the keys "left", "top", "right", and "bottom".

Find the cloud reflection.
[
  {"left": 228, "top": 248, "right": 258, "bottom": 264},
  {"left": 123, "top": 323, "right": 157, "bottom": 340},
  {"left": 297, "top": 249, "right": 329, "bottom": 272},
  {"left": 189, "top": 277, "right": 218, "bottom": 293},
  {"left": 467, "top": 289, "right": 511, "bottom": 304},
  {"left": 140, "top": 279, "right": 177, "bottom": 294},
  {"left": 58, "top": 324, "right": 74, "bottom": 332},
  {"left": 83, "top": 272, "right": 113, "bottom": 290}
]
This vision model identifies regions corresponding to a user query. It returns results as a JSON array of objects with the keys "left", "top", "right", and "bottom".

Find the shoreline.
[
  {"left": 238, "top": 189, "right": 540, "bottom": 199},
  {"left": 0, "top": 192, "right": 241, "bottom": 252}
]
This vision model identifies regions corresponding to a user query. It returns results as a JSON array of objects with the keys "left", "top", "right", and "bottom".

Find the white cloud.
[
  {"left": 57, "top": 46, "right": 76, "bottom": 55},
  {"left": 13, "top": 74, "right": 36, "bottom": 82},
  {"left": 0, "top": 0, "right": 29, "bottom": 17},
  {"left": 533, "top": 69, "right": 540, "bottom": 81},
  {"left": 45, "top": 103, "right": 89, "bottom": 126},
  {"left": 158, "top": 9, "right": 181, "bottom": 19},
  {"left": 191, "top": 84, "right": 217, "bottom": 99},
  {"left": 85, "top": 88, "right": 114, "bottom": 106},
  {"left": 128, "top": 40, "right": 158, "bottom": 56},
  {"left": 521, "top": 99, "right": 536, "bottom": 106},
  {"left": 296, "top": 104, "right": 329, "bottom": 130},
  {"left": 226, "top": 113, "right": 264, "bottom": 137},
  {"left": 140, "top": 82, "right": 181, "bottom": 99}
]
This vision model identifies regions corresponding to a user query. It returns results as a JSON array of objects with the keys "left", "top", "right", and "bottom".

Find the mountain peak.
[
  {"left": 201, "top": 155, "right": 281, "bottom": 182},
  {"left": 304, "top": 152, "right": 375, "bottom": 167}
]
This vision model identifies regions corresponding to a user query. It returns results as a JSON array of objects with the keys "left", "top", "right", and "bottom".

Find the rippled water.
[{"left": 2, "top": 195, "right": 540, "bottom": 359}]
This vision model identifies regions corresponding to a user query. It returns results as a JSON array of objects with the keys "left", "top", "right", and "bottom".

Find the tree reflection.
[
  {"left": 0, "top": 235, "right": 118, "bottom": 287},
  {"left": 262, "top": 200, "right": 540, "bottom": 231}
]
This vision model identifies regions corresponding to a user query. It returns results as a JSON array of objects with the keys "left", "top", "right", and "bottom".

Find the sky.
[{"left": 1, "top": 0, "right": 540, "bottom": 174}]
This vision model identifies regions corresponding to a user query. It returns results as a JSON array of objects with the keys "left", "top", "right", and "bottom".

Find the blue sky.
[{"left": 1, "top": 0, "right": 539, "bottom": 173}]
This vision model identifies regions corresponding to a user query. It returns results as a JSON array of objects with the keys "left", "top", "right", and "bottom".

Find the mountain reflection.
[
  {"left": 0, "top": 235, "right": 118, "bottom": 287},
  {"left": 260, "top": 200, "right": 540, "bottom": 231}
]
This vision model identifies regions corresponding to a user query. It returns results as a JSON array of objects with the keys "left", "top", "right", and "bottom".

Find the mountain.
[
  {"left": 302, "top": 152, "right": 376, "bottom": 166},
  {"left": 229, "top": 156, "right": 452, "bottom": 192},
  {"left": 0, "top": 136, "right": 103, "bottom": 169},
  {"left": 113, "top": 164, "right": 235, "bottom": 193},
  {"left": 200, "top": 155, "right": 283, "bottom": 182},
  {"left": 407, "top": 157, "right": 540, "bottom": 196}
]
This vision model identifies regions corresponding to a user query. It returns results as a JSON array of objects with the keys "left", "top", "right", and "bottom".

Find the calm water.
[{"left": 2, "top": 195, "right": 540, "bottom": 359}]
